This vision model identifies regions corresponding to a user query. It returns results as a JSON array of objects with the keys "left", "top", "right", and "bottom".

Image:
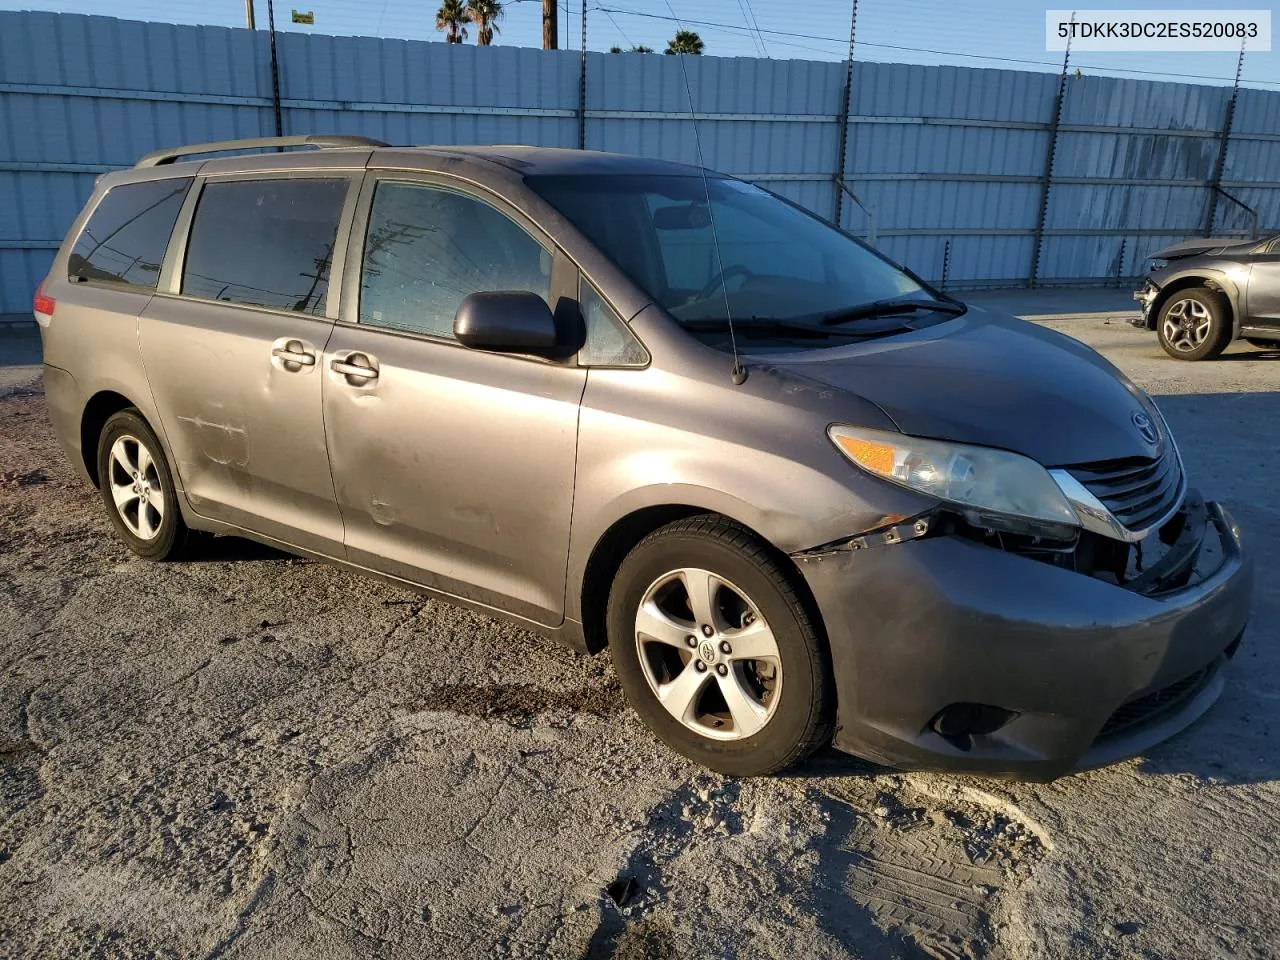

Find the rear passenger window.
[
  {"left": 68, "top": 178, "right": 191, "bottom": 289},
  {"left": 181, "top": 178, "right": 347, "bottom": 315},
  {"left": 360, "top": 181, "right": 552, "bottom": 339}
]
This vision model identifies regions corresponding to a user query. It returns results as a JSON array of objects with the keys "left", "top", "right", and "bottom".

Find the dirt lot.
[{"left": 1, "top": 317, "right": 1277, "bottom": 959}]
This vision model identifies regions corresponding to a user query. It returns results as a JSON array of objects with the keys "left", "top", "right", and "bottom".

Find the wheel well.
[
  {"left": 1150, "top": 277, "right": 1233, "bottom": 331},
  {"left": 578, "top": 505, "right": 827, "bottom": 656},
  {"left": 80, "top": 391, "right": 135, "bottom": 487},
  {"left": 580, "top": 506, "right": 704, "bottom": 653}
]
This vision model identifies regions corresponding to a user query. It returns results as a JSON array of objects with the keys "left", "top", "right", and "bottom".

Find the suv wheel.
[
  {"left": 607, "top": 516, "right": 833, "bottom": 776},
  {"left": 1157, "top": 288, "right": 1231, "bottom": 360},
  {"left": 97, "top": 409, "right": 193, "bottom": 560}
]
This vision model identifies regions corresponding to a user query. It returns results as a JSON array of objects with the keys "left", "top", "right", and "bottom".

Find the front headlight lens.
[
  {"left": 1145, "top": 258, "right": 1168, "bottom": 272},
  {"left": 828, "top": 425, "right": 1080, "bottom": 528}
]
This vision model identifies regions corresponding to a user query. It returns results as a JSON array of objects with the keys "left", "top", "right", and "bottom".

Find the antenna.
[{"left": 663, "top": 1, "right": 747, "bottom": 386}]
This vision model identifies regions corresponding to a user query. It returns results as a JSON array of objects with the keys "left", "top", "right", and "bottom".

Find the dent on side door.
[{"left": 139, "top": 298, "right": 345, "bottom": 553}]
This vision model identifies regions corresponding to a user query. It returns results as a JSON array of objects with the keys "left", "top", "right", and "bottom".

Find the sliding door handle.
[{"left": 272, "top": 346, "right": 316, "bottom": 366}]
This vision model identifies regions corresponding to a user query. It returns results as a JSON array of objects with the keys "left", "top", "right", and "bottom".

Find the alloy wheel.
[
  {"left": 634, "top": 567, "right": 782, "bottom": 741},
  {"left": 107, "top": 434, "right": 165, "bottom": 540},
  {"left": 1161, "top": 297, "right": 1213, "bottom": 353}
]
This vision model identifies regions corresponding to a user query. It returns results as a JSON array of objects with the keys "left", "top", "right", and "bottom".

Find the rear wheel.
[
  {"left": 1157, "top": 288, "right": 1231, "bottom": 361},
  {"left": 96, "top": 409, "right": 194, "bottom": 560},
  {"left": 607, "top": 516, "right": 833, "bottom": 776}
]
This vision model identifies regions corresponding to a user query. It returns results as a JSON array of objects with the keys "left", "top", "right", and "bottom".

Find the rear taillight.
[{"left": 33, "top": 280, "right": 55, "bottom": 327}]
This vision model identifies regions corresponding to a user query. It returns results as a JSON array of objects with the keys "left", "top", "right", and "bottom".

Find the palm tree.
[
  {"left": 466, "top": 0, "right": 503, "bottom": 46},
  {"left": 435, "top": 0, "right": 468, "bottom": 43},
  {"left": 664, "top": 30, "right": 703, "bottom": 55}
]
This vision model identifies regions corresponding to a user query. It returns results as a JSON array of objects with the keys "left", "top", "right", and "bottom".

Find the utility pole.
[
  {"left": 244, "top": 0, "right": 255, "bottom": 29},
  {"left": 543, "top": 0, "right": 558, "bottom": 49}
]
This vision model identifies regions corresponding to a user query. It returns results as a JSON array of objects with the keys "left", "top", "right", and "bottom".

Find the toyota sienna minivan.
[{"left": 34, "top": 135, "right": 1252, "bottom": 780}]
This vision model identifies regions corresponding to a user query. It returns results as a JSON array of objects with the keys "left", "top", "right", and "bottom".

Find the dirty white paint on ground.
[{"left": 0, "top": 316, "right": 1276, "bottom": 959}]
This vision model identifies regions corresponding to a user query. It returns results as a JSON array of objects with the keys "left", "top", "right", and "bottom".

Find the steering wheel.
[{"left": 695, "top": 265, "right": 755, "bottom": 302}]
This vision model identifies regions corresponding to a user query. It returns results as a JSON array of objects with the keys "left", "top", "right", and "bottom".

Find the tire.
[
  {"left": 606, "top": 515, "right": 834, "bottom": 776},
  {"left": 1156, "top": 287, "right": 1231, "bottom": 361},
  {"left": 96, "top": 409, "right": 194, "bottom": 560},
  {"left": 1245, "top": 337, "right": 1280, "bottom": 350}
]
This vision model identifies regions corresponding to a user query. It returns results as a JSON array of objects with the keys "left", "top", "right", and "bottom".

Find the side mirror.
[{"left": 453, "top": 291, "right": 558, "bottom": 354}]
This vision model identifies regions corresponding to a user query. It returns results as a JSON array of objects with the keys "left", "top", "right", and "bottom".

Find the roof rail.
[{"left": 135, "top": 135, "right": 390, "bottom": 168}]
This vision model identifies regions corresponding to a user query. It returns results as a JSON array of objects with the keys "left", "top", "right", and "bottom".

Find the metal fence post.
[
  {"left": 832, "top": 0, "right": 859, "bottom": 228},
  {"left": 1030, "top": 14, "right": 1072, "bottom": 287},
  {"left": 577, "top": 0, "right": 587, "bottom": 149},
  {"left": 266, "top": 0, "right": 283, "bottom": 138},
  {"left": 1205, "top": 45, "right": 1245, "bottom": 236}
]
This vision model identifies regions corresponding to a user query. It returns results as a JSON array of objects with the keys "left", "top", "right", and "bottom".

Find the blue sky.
[{"left": 1, "top": 0, "right": 1273, "bottom": 87}]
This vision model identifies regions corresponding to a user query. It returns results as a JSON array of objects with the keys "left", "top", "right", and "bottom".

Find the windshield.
[{"left": 527, "top": 173, "right": 956, "bottom": 349}]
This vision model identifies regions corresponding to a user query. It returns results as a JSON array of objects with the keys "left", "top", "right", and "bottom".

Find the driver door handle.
[{"left": 331, "top": 357, "right": 379, "bottom": 380}]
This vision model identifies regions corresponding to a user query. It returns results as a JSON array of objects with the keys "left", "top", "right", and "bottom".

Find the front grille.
[
  {"left": 1097, "top": 665, "right": 1213, "bottom": 740},
  {"left": 1067, "top": 450, "right": 1183, "bottom": 534}
]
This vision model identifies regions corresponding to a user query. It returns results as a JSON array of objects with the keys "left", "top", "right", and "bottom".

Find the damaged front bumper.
[
  {"left": 793, "top": 496, "right": 1252, "bottom": 781},
  {"left": 1132, "top": 279, "right": 1159, "bottom": 327}
]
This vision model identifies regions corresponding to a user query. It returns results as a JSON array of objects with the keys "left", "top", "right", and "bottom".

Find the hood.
[
  {"left": 1149, "top": 237, "right": 1258, "bottom": 260},
  {"left": 766, "top": 308, "right": 1165, "bottom": 467}
]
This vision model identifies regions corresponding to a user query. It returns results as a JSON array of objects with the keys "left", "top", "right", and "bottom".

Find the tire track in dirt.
[{"left": 820, "top": 780, "right": 1045, "bottom": 960}]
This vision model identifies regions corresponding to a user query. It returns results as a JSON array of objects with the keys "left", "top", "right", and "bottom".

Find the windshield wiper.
[
  {"left": 819, "top": 297, "right": 966, "bottom": 326},
  {"left": 682, "top": 318, "right": 856, "bottom": 339}
]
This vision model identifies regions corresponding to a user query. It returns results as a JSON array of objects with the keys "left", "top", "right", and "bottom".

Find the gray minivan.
[{"left": 35, "top": 135, "right": 1252, "bottom": 779}]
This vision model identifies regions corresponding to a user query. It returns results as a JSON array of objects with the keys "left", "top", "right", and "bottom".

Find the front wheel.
[
  {"left": 607, "top": 516, "right": 834, "bottom": 776},
  {"left": 1157, "top": 288, "right": 1231, "bottom": 360}
]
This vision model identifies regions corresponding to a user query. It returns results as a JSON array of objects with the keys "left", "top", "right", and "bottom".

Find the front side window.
[
  {"left": 360, "top": 181, "right": 553, "bottom": 339},
  {"left": 68, "top": 178, "right": 192, "bottom": 289},
  {"left": 578, "top": 281, "right": 647, "bottom": 367},
  {"left": 181, "top": 178, "right": 348, "bottom": 315},
  {"left": 528, "top": 173, "right": 947, "bottom": 351}
]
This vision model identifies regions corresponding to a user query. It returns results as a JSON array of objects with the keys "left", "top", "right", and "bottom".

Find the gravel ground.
[{"left": 1, "top": 317, "right": 1277, "bottom": 960}]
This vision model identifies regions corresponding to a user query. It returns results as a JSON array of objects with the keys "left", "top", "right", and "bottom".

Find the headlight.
[
  {"left": 828, "top": 425, "right": 1080, "bottom": 532},
  {"left": 1145, "top": 258, "right": 1168, "bottom": 272}
]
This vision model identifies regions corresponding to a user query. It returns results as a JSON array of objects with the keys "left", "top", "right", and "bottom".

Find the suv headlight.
[
  {"left": 828, "top": 425, "right": 1080, "bottom": 534},
  {"left": 1145, "top": 257, "right": 1168, "bottom": 272}
]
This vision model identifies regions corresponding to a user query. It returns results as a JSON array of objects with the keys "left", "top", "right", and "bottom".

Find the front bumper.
[
  {"left": 796, "top": 501, "right": 1252, "bottom": 781},
  {"left": 1132, "top": 279, "right": 1159, "bottom": 327}
]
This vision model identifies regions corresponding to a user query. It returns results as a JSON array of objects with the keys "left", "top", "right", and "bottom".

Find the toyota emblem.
[{"left": 1132, "top": 411, "right": 1159, "bottom": 445}]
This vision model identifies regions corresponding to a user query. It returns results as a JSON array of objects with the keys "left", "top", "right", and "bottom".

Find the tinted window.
[
  {"left": 182, "top": 179, "right": 347, "bottom": 315},
  {"left": 360, "top": 181, "right": 552, "bottom": 339},
  {"left": 69, "top": 178, "right": 191, "bottom": 289},
  {"left": 578, "top": 281, "right": 647, "bottom": 367}
]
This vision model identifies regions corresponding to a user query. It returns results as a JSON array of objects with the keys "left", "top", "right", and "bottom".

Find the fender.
[{"left": 1146, "top": 265, "right": 1247, "bottom": 337}]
